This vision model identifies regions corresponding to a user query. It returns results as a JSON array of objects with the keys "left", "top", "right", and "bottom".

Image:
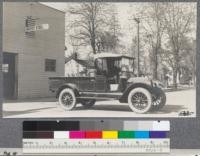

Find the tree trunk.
[
  {"left": 91, "top": 39, "right": 96, "bottom": 54},
  {"left": 153, "top": 50, "right": 158, "bottom": 80},
  {"left": 173, "top": 68, "right": 178, "bottom": 89},
  {"left": 173, "top": 47, "right": 180, "bottom": 90},
  {"left": 192, "top": 71, "right": 196, "bottom": 86},
  {"left": 152, "top": 47, "right": 158, "bottom": 80}
]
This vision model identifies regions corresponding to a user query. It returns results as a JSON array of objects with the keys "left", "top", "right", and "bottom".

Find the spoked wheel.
[
  {"left": 128, "top": 87, "right": 152, "bottom": 113},
  {"left": 58, "top": 88, "right": 77, "bottom": 111},
  {"left": 81, "top": 100, "right": 96, "bottom": 109},
  {"left": 151, "top": 87, "right": 166, "bottom": 112}
]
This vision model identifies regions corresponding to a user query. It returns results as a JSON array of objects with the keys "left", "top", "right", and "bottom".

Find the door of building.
[{"left": 3, "top": 52, "right": 17, "bottom": 99}]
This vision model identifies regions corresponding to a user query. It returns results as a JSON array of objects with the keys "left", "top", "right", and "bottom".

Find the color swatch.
[
  {"left": 23, "top": 121, "right": 169, "bottom": 139},
  {"left": 23, "top": 130, "right": 168, "bottom": 139},
  {"left": 23, "top": 120, "right": 170, "bottom": 154}
]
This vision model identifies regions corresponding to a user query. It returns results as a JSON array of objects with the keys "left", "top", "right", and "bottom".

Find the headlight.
[{"left": 153, "top": 81, "right": 164, "bottom": 88}]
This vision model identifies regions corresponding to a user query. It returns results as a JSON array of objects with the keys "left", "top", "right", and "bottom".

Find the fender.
[
  {"left": 119, "top": 83, "right": 153, "bottom": 103},
  {"left": 56, "top": 83, "right": 79, "bottom": 98}
]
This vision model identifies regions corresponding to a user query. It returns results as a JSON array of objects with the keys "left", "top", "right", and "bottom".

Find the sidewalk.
[
  {"left": 3, "top": 89, "right": 196, "bottom": 118},
  {"left": 163, "top": 85, "right": 195, "bottom": 92}
]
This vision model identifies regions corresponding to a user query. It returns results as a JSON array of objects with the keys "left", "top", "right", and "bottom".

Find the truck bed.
[{"left": 49, "top": 76, "right": 99, "bottom": 93}]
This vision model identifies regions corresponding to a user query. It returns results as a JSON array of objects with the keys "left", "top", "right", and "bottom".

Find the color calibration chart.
[{"left": 23, "top": 120, "right": 170, "bottom": 154}]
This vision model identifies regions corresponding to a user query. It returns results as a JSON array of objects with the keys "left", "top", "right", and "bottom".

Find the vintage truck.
[{"left": 49, "top": 53, "right": 166, "bottom": 114}]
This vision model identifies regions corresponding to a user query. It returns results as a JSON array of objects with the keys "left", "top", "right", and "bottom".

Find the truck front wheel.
[
  {"left": 58, "top": 88, "right": 77, "bottom": 111},
  {"left": 151, "top": 87, "right": 166, "bottom": 111},
  {"left": 128, "top": 87, "right": 152, "bottom": 113}
]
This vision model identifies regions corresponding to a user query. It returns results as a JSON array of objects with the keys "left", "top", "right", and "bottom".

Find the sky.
[
  {"left": 41, "top": 2, "right": 153, "bottom": 57},
  {"left": 41, "top": 2, "right": 197, "bottom": 59},
  {"left": 41, "top": 2, "right": 136, "bottom": 48}
]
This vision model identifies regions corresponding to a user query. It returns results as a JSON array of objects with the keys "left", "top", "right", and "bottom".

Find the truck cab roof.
[{"left": 94, "top": 53, "right": 134, "bottom": 60}]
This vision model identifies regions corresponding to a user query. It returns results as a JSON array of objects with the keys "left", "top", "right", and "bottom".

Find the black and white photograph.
[{"left": 2, "top": 1, "right": 196, "bottom": 118}]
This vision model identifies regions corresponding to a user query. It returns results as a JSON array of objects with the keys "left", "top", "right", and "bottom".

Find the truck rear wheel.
[
  {"left": 81, "top": 100, "right": 96, "bottom": 109},
  {"left": 128, "top": 87, "right": 152, "bottom": 113},
  {"left": 58, "top": 88, "right": 76, "bottom": 111}
]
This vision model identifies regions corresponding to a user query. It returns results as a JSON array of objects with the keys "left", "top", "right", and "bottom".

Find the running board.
[
  {"left": 77, "top": 96, "right": 116, "bottom": 101},
  {"left": 79, "top": 92, "right": 123, "bottom": 99}
]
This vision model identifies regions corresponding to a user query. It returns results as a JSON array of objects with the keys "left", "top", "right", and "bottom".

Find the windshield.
[{"left": 120, "top": 57, "right": 134, "bottom": 73}]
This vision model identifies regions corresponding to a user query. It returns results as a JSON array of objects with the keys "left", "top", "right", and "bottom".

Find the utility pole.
[{"left": 134, "top": 18, "right": 140, "bottom": 77}]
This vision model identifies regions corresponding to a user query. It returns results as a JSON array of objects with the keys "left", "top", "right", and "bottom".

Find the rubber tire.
[
  {"left": 151, "top": 87, "right": 166, "bottom": 111},
  {"left": 58, "top": 88, "right": 76, "bottom": 111},
  {"left": 81, "top": 100, "right": 96, "bottom": 109},
  {"left": 128, "top": 87, "right": 152, "bottom": 113}
]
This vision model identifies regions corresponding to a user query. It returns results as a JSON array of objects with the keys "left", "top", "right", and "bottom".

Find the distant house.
[{"left": 65, "top": 53, "right": 95, "bottom": 77}]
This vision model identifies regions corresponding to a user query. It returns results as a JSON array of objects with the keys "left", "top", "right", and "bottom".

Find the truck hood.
[
  {"left": 128, "top": 77, "right": 164, "bottom": 88},
  {"left": 128, "top": 77, "right": 152, "bottom": 85}
]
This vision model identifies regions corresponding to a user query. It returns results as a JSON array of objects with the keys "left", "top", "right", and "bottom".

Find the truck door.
[
  {"left": 95, "top": 75, "right": 107, "bottom": 92},
  {"left": 78, "top": 77, "right": 95, "bottom": 92}
]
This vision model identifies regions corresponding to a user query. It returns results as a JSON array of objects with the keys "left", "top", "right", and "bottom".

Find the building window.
[
  {"left": 25, "top": 16, "right": 36, "bottom": 38},
  {"left": 45, "top": 59, "right": 56, "bottom": 72}
]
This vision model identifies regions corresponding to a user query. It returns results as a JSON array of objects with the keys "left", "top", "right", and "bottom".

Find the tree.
[
  {"left": 179, "top": 38, "right": 196, "bottom": 85},
  {"left": 163, "top": 3, "right": 195, "bottom": 88},
  {"left": 97, "top": 14, "right": 122, "bottom": 53},
  {"left": 139, "top": 3, "right": 166, "bottom": 80},
  {"left": 67, "top": 2, "right": 111, "bottom": 54},
  {"left": 98, "top": 31, "right": 118, "bottom": 52},
  {"left": 105, "top": 8, "right": 122, "bottom": 52}
]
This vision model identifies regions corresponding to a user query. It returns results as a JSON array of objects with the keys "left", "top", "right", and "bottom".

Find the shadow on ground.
[
  {"left": 3, "top": 107, "right": 55, "bottom": 117},
  {"left": 3, "top": 98, "right": 57, "bottom": 103},
  {"left": 3, "top": 101, "right": 189, "bottom": 117},
  {"left": 149, "top": 105, "right": 186, "bottom": 114},
  {"left": 75, "top": 103, "right": 186, "bottom": 114},
  {"left": 75, "top": 104, "right": 132, "bottom": 112}
]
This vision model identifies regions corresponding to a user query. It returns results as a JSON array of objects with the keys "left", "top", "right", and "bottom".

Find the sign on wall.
[{"left": 25, "top": 24, "right": 49, "bottom": 33}]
